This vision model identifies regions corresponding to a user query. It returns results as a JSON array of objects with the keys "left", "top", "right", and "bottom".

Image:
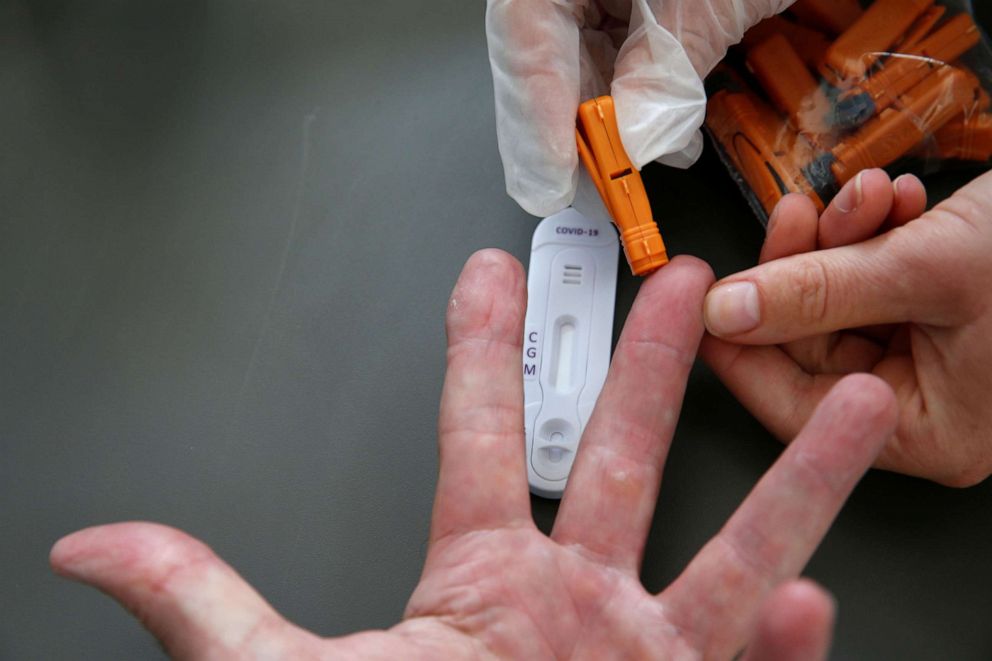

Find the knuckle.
[{"left": 789, "top": 259, "right": 831, "bottom": 327}]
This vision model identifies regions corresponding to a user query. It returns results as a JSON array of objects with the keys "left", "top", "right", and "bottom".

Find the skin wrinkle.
[
  {"left": 588, "top": 404, "right": 675, "bottom": 460},
  {"left": 820, "top": 332, "right": 845, "bottom": 370},
  {"left": 568, "top": 536, "right": 645, "bottom": 576},
  {"left": 789, "top": 445, "right": 852, "bottom": 499},
  {"left": 906, "top": 330, "right": 940, "bottom": 420},
  {"left": 416, "top": 536, "right": 563, "bottom": 658},
  {"left": 172, "top": 575, "right": 275, "bottom": 655},
  {"left": 429, "top": 501, "right": 529, "bottom": 545},
  {"left": 438, "top": 406, "right": 523, "bottom": 439},
  {"left": 231, "top": 615, "right": 293, "bottom": 659},
  {"left": 147, "top": 546, "right": 215, "bottom": 598},
  {"left": 581, "top": 432, "right": 666, "bottom": 483},
  {"left": 780, "top": 365, "right": 820, "bottom": 437},
  {"left": 561, "top": 560, "right": 637, "bottom": 656},
  {"left": 446, "top": 316, "right": 524, "bottom": 349},
  {"left": 426, "top": 611, "right": 507, "bottom": 660},
  {"left": 614, "top": 336, "right": 697, "bottom": 367},
  {"left": 558, "top": 537, "right": 637, "bottom": 572},
  {"left": 379, "top": 619, "right": 486, "bottom": 660},
  {"left": 791, "top": 258, "right": 831, "bottom": 330},
  {"left": 103, "top": 535, "right": 222, "bottom": 637},
  {"left": 443, "top": 345, "right": 520, "bottom": 381},
  {"left": 686, "top": 551, "right": 775, "bottom": 658},
  {"left": 666, "top": 570, "right": 752, "bottom": 657},
  {"left": 447, "top": 263, "right": 524, "bottom": 319},
  {"left": 714, "top": 528, "right": 785, "bottom": 591},
  {"left": 425, "top": 526, "right": 534, "bottom": 568}
]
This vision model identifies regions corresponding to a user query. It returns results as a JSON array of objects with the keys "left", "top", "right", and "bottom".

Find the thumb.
[
  {"left": 50, "top": 522, "right": 307, "bottom": 658},
  {"left": 486, "top": 0, "right": 582, "bottom": 217},
  {"left": 703, "top": 220, "right": 966, "bottom": 343}
]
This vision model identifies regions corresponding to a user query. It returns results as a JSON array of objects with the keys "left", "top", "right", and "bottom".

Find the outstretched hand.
[
  {"left": 703, "top": 169, "right": 992, "bottom": 487},
  {"left": 52, "top": 251, "right": 896, "bottom": 659}
]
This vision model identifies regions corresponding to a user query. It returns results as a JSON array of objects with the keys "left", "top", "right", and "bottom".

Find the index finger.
[
  {"left": 428, "top": 251, "right": 532, "bottom": 549},
  {"left": 660, "top": 374, "right": 897, "bottom": 659}
]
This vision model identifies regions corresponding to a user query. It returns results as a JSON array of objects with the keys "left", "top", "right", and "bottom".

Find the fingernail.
[
  {"left": 893, "top": 173, "right": 915, "bottom": 197},
  {"left": 833, "top": 171, "right": 864, "bottom": 213},
  {"left": 705, "top": 282, "right": 761, "bottom": 336}
]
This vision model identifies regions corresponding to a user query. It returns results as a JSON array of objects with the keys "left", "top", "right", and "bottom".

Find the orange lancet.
[
  {"left": 821, "top": 0, "right": 934, "bottom": 83},
  {"left": 741, "top": 16, "right": 831, "bottom": 71},
  {"left": 935, "top": 113, "right": 992, "bottom": 161},
  {"left": 576, "top": 96, "right": 668, "bottom": 276}
]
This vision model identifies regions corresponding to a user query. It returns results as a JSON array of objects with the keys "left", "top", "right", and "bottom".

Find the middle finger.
[{"left": 551, "top": 256, "right": 713, "bottom": 572}]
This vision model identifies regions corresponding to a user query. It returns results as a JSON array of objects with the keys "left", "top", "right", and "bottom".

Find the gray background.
[{"left": 3, "top": 1, "right": 992, "bottom": 659}]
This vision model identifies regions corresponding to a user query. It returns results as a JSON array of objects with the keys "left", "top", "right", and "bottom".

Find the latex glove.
[
  {"left": 486, "top": 0, "right": 796, "bottom": 217},
  {"left": 51, "top": 250, "right": 897, "bottom": 659},
  {"left": 703, "top": 168, "right": 992, "bottom": 487}
]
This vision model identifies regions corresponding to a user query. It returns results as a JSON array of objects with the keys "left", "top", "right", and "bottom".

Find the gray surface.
[{"left": 2, "top": 2, "right": 992, "bottom": 659}]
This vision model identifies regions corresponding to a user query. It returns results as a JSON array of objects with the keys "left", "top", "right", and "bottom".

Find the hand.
[
  {"left": 702, "top": 168, "right": 992, "bottom": 487},
  {"left": 51, "top": 250, "right": 896, "bottom": 659},
  {"left": 485, "top": 0, "right": 795, "bottom": 216}
]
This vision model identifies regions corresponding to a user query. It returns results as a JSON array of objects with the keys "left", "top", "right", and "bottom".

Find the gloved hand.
[{"left": 486, "top": 0, "right": 796, "bottom": 217}]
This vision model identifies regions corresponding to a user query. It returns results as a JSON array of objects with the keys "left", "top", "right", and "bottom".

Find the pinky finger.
[
  {"left": 742, "top": 579, "right": 836, "bottom": 661},
  {"left": 759, "top": 194, "right": 819, "bottom": 264},
  {"left": 886, "top": 174, "right": 928, "bottom": 229},
  {"left": 51, "top": 522, "right": 313, "bottom": 658},
  {"left": 817, "top": 169, "right": 893, "bottom": 249}
]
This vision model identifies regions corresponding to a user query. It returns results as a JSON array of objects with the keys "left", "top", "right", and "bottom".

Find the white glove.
[{"left": 486, "top": 0, "right": 797, "bottom": 217}]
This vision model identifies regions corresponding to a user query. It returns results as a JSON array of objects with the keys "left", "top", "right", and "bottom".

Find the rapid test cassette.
[{"left": 523, "top": 207, "right": 618, "bottom": 499}]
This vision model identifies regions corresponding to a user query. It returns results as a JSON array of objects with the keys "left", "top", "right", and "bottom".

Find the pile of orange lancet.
[{"left": 706, "top": 0, "right": 990, "bottom": 222}]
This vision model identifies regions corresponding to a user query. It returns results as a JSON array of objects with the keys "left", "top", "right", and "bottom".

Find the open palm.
[{"left": 51, "top": 251, "right": 896, "bottom": 659}]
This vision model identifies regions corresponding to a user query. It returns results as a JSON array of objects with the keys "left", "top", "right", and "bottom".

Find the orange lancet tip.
[{"left": 575, "top": 96, "right": 668, "bottom": 277}]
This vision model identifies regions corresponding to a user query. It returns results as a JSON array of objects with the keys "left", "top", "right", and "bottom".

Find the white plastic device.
[{"left": 523, "top": 207, "right": 618, "bottom": 499}]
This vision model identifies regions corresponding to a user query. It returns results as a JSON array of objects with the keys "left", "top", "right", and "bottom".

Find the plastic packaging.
[{"left": 705, "top": 0, "right": 992, "bottom": 224}]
